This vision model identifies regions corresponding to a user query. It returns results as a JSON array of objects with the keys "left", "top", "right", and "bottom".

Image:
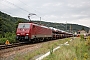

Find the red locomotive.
[
  {"left": 16, "top": 22, "right": 52, "bottom": 42},
  {"left": 16, "top": 22, "right": 73, "bottom": 42}
]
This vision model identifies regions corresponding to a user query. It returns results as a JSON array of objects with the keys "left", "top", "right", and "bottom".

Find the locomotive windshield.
[{"left": 18, "top": 23, "right": 30, "bottom": 28}]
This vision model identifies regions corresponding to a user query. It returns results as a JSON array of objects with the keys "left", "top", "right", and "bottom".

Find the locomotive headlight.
[
  {"left": 26, "top": 34, "right": 29, "bottom": 35},
  {"left": 17, "top": 34, "right": 20, "bottom": 35}
]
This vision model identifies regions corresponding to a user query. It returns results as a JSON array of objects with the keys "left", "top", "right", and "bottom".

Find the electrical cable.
[
  {"left": 1, "top": 0, "right": 46, "bottom": 21},
  {"left": 0, "top": 2, "right": 17, "bottom": 16},
  {"left": 17, "top": 0, "right": 42, "bottom": 17},
  {"left": 4, "top": 0, "right": 31, "bottom": 13}
]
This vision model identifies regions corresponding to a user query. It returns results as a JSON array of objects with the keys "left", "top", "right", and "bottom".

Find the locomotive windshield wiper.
[{"left": 23, "top": 24, "right": 25, "bottom": 28}]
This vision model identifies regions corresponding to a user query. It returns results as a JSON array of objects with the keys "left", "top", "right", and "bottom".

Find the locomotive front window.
[{"left": 18, "top": 23, "right": 30, "bottom": 28}]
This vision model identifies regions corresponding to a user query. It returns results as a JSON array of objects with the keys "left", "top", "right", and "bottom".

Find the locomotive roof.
[
  {"left": 32, "top": 23, "right": 50, "bottom": 29},
  {"left": 18, "top": 23, "right": 73, "bottom": 34},
  {"left": 19, "top": 23, "right": 31, "bottom": 24},
  {"left": 19, "top": 23, "right": 49, "bottom": 29}
]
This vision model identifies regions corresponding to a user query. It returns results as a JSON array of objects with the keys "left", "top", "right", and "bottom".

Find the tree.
[
  {"left": 0, "top": 17, "right": 4, "bottom": 37},
  {"left": 81, "top": 26, "right": 85, "bottom": 30},
  {"left": 15, "top": 19, "right": 23, "bottom": 28}
]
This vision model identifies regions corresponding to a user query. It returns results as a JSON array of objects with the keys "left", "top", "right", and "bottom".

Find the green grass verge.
[
  {"left": 14, "top": 38, "right": 71, "bottom": 60},
  {"left": 43, "top": 37, "right": 90, "bottom": 60}
]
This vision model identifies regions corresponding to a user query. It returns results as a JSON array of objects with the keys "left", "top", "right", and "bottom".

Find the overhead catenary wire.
[
  {"left": 5, "top": 0, "right": 42, "bottom": 20},
  {"left": 0, "top": 2, "right": 17, "bottom": 16},
  {"left": 1, "top": 0, "right": 46, "bottom": 22},
  {"left": 1, "top": 0, "right": 38, "bottom": 21},
  {"left": 3, "top": 0, "right": 34, "bottom": 14},
  {"left": 2, "top": 0, "right": 42, "bottom": 17},
  {"left": 17, "top": 0, "right": 29, "bottom": 7},
  {"left": 17, "top": 0, "right": 39, "bottom": 13},
  {"left": 17, "top": 0, "right": 43, "bottom": 18},
  {"left": 0, "top": 0, "right": 15, "bottom": 16},
  {"left": 0, "top": 2, "right": 18, "bottom": 16}
]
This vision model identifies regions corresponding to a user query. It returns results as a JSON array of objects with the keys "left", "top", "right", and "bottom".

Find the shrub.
[
  {"left": 80, "top": 35, "right": 85, "bottom": 41},
  {"left": 85, "top": 36, "right": 90, "bottom": 46},
  {"left": 0, "top": 32, "right": 16, "bottom": 44},
  {"left": 0, "top": 38, "right": 7, "bottom": 44}
]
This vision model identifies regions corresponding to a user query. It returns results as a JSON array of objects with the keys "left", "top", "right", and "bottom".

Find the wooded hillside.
[{"left": 0, "top": 11, "right": 89, "bottom": 37}]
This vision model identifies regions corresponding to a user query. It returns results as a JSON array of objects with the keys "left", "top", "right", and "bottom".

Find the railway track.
[
  {"left": 0, "top": 40, "right": 47, "bottom": 50},
  {"left": 0, "top": 42, "right": 27, "bottom": 50},
  {"left": 0, "top": 37, "right": 69, "bottom": 50},
  {"left": 0, "top": 42, "right": 39, "bottom": 59},
  {"left": 0, "top": 39, "right": 53, "bottom": 50}
]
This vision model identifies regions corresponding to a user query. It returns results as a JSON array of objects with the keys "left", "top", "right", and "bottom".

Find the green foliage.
[
  {"left": 0, "top": 11, "right": 28, "bottom": 37},
  {"left": 84, "top": 53, "right": 88, "bottom": 59},
  {"left": 0, "top": 17, "right": 4, "bottom": 37},
  {"left": 0, "top": 11, "right": 28, "bottom": 44},
  {"left": 80, "top": 35, "right": 85, "bottom": 41},
  {"left": 82, "top": 26, "right": 85, "bottom": 30},
  {"left": 75, "top": 44, "right": 88, "bottom": 60},
  {"left": 0, "top": 38, "right": 7, "bottom": 44},
  {"left": 0, "top": 32, "right": 16, "bottom": 44},
  {"left": 85, "top": 36, "right": 90, "bottom": 46},
  {"left": 75, "top": 37, "right": 89, "bottom": 60},
  {"left": 43, "top": 38, "right": 90, "bottom": 60}
]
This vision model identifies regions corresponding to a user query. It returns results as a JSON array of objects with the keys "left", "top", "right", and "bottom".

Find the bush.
[
  {"left": 80, "top": 35, "right": 85, "bottom": 41},
  {"left": 0, "top": 32, "right": 16, "bottom": 44},
  {"left": 0, "top": 34, "right": 2, "bottom": 38},
  {"left": 85, "top": 36, "right": 90, "bottom": 46},
  {"left": 7, "top": 35, "right": 16, "bottom": 43},
  {"left": 0, "top": 38, "right": 7, "bottom": 44}
]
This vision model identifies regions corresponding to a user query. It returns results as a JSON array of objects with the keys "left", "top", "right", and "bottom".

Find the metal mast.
[{"left": 28, "top": 13, "right": 36, "bottom": 22}]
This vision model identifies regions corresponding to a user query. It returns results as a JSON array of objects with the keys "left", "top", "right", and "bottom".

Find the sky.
[{"left": 0, "top": 0, "right": 90, "bottom": 27}]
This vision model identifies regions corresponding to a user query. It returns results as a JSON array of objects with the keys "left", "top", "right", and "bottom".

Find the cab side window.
[{"left": 33, "top": 25, "right": 35, "bottom": 28}]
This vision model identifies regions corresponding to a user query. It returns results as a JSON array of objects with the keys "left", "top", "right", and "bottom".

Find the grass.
[
  {"left": 43, "top": 36, "right": 90, "bottom": 60},
  {"left": 14, "top": 38, "right": 71, "bottom": 60}
]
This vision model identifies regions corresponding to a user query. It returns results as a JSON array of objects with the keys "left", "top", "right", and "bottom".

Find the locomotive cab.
[{"left": 16, "top": 23, "right": 31, "bottom": 42}]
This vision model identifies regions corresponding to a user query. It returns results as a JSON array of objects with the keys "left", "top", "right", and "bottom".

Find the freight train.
[{"left": 16, "top": 22, "right": 73, "bottom": 42}]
